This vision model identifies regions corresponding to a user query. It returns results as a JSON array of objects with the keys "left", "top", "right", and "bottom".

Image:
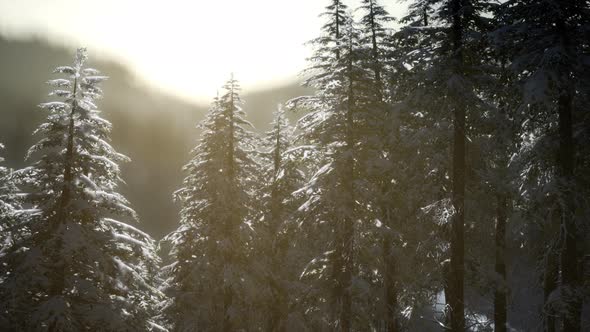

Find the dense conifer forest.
[{"left": 0, "top": 0, "right": 589, "bottom": 331}]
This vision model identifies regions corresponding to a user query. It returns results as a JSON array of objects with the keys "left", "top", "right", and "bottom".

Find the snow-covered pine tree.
[
  {"left": 377, "top": 14, "right": 459, "bottom": 328},
  {"left": 356, "top": 2, "right": 423, "bottom": 330},
  {"left": 0, "top": 143, "right": 15, "bottom": 224},
  {"left": 0, "top": 48, "right": 164, "bottom": 332},
  {"left": 163, "top": 76, "right": 259, "bottom": 332},
  {"left": 0, "top": 144, "right": 13, "bottom": 328},
  {"left": 319, "top": 0, "right": 349, "bottom": 61},
  {"left": 290, "top": 4, "right": 378, "bottom": 329},
  {"left": 0, "top": 143, "right": 21, "bottom": 253},
  {"left": 253, "top": 106, "right": 307, "bottom": 331},
  {"left": 393, "top": 0, "right": 497, "bottom": 330},
  {"left": 357, "top": 0, "right": 394, "bottom": 101},
  {"left": 495, "top": 1, "right": 590, "bottom": 330},
  {"left": 404, "top": 0, "right": 433, "bottom": 27},
  {"left": 466, "top": 56, "right": 523, "bottom": 332}
]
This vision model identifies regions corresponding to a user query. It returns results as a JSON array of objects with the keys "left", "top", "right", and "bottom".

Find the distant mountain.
[{"left": 0, "top": 36, "right": 311, "bottom": 237}]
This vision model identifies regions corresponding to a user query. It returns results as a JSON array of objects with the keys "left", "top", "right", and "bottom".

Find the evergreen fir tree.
[
  {"left": 163, "top": 76, "right": 259, "bottom": 332},
  {"left": 0, "top": 48, "right": 164, "bottom": 332},
  {"left": 0, "top": 143, "right": 22, "bottom": 260},
  {"left": 253, "top": 106, "right": 307, "bottom": 331},
  {"left": 394, "top": 0, "right": 498, "bottom": 330},
  {"left": 495, "top": 1, "right": 590, "bottom": 330},
  {"left": 380, "top": 22, "right": 460, "bottom": 326},
  {"left": 358, "top": 0, "right": 394, "bottom": 101},
  {"left": 467, "top": 59, "right": 522, "bottom": 332},
  {"left": 291, "top": 5, "right": 378, "bottom": 328},
  {"left": 0, "top": 143, "right": 16, "bottom": 227}
]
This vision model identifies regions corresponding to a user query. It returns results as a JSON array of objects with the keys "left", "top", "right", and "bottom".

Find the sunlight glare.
[{"left": 0, "top": 0, "right": 404, "bottom": 102}]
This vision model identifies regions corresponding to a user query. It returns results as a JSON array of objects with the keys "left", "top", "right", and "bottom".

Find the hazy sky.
[{"left": 0, "top": 0, "right": 406, "bottom": 103}]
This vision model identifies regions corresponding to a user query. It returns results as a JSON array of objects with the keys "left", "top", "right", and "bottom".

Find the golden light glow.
[{"left": 0, "top": 0, "right": 404, "bottom": 103}]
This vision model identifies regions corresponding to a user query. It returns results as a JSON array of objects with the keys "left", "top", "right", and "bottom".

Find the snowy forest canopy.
[{"left": 0, "top": 0, "right": 589, "bottom": 332}]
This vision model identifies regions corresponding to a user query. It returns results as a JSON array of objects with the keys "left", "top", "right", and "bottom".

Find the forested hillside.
[{"left": 0, "top": 37, "right": 310, "bottom": 237}]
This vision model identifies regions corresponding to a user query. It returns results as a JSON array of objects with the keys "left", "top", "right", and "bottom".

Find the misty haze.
[{"left": 0, "top": 1, "right": 588, "bottom": 332}]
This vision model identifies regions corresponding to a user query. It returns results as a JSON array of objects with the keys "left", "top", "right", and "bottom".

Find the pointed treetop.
[
  {"left": 360, "top": 0, "right": 394, "bottom": 20},
  {"left": 223, "top": 73, "right": 241, "bottom": 93},
  {"left": 319, "top": 0, "right": 350, "bottom": 38},
  {"left": 75, "top": 47, "right": 88, "bottom": 70}
]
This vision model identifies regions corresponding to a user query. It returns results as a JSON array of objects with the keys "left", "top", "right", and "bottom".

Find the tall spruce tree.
[
  {"left": 495, "top": 1, "right": 590, "bottom": 330},
  {"left": 291, "top": 4, "right": 378, "bottom": 328},
  {"left": 356, "top": 2, "right": 423, "bottom": 330},
  {"left": 0, "top": 49, "right": 163, "bottom": 331},
  {"left": 392, "top": 12, "right": 460, "bottom": 327},
  {"left": 0, "top": 143, "right": 21, "bottom": 254},
  {"left": 0, "top": 144, "right": 15, "bottom": 224},
  {"left": 388, "top": 19, "right": 463, "bottom": 328},
  {"left": 254, "top": 106, "right": 307, "bottom": 331},
  {"left": 163, "top": 77, "right": 259, "bottom": 331},
  {"left": 396, "top": 0, "right": 497, "bottom": 330},
  {"left": 358, "top": 0, "right": 394, "bottom": 101},
  {"left": 467, "top": 60, "right": 522, "bottom": 332}
]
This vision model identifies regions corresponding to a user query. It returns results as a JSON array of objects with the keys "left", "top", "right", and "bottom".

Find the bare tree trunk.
[
  {"left": 543, "top": 246, "right": 558, "bottom": 332},
  {"left": 383, "top": 228, "right": 398, "bottom": 332},
  {"left": 450, "top": 0, "right": 466, "bottom": 330},
  {"left": 494, "top": 195, "right": 508, "bottom": 332},
  {"left": 558, "top": 88, "right": 580, "bottom": 332},
  {"left": 330, "top": 5, "right": 344, "bottom": 327},
  {"left": 449, "top": 99, "right": 466, "bottom": 332},
  {"left": 331, "top": 230, "right": 344, "bottom": 329},
  {"left": 269, "top": 115, "right": 287, "bottom": 332},
  {"left": 48, "top": 77, "right": 79, "bottom": 332},
  {"left": 339, "top": 55, "right": 356, "bottom": 332},
  {"left": 55, "top": 76, "right": 78, "bottom": 226},
  {"left": 553, "top": 10, "right": 581, "bottom": 329},
  {"left": 222, "top": 81, "right": 237, "bottom": 332},
  {"left": 368, "top": 0, "right": 383, "bottom": 101},
  {"left": 443, "top": 260, "right": 452, "bottom": 328},
  {"left": 222, "top": 285, "right": 234, "bottom": 332},
  {"left": 340, "top": 216, "right": 354, "bottom": 332}
]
